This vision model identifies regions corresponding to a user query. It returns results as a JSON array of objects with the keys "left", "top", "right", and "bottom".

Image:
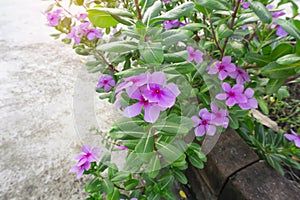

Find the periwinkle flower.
[
  {"left": 46, "top": 9, "right": 62, "bottom": 27},
  {"left": 86, "top": 29, "right": 103, "bottom": 40},
  {"left": 70, "top": 145, "right": 100, "bottom": 179},
  {"left": 191, "top": 108, "right": 216, "bottom": 136},
  {"left": 210, "top": 102, "right": 229, "bottom": 128},
  {"left": 186, "top": 46, "right": 203, "bottom": 64},
  {"left": 216, "top": 83, "right": 247, "bottom": 107},
  {"left": 207, "top": 56, "right": 236, "bottom": 80},
  {"left": 163, "top": 19, "right": 185, "bottom": 30},
  {"left": 241, "top": 0, "right": 250, "bottom": 9},
  {"left": 97, "top": 75, "right": 115, "bottom": 92},
  {"left": 284, "top": 130, "right": 300, "bottom": 148},
  {"left": 163, "top": 0, "right": 172, "bottom": 3},
  {"left": 67, "top": 22, "right": 102, "bottom": 44},
  {"left": 229, "top": 67, "right": 250, "bottom": 84},
  {"left": 123, "top": 89, "right": 163, "bottom": 123},
  {"left": 276, "top": 25, "right": 288, "bottom": 37},
  {"left": 238, "top": 88, "right": 258, "bottom": 110},
  {"left": 120, "top": 72, "right": 180, "bottom": 123}
]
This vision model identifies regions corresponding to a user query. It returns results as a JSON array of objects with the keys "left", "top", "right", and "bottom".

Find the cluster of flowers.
[
  {"left": 67, "top": 21, "right": 103, "bottom": 44},
  {"left": 45, "top": 9, "right": 102, "bottom": 44},
  {"left": 192, "top": 102, "right": 229, "bottom": 136},
  {"left": 207, "top": 56, "right": 258, "bottom": 110},
  {"left": 241, "top": 1, "right": 288, "bottom": 37},
  {"left": 97, "top": 75, "right": 116, "bottom": 92},
  {"left": 70, "top": 145, "right": 100, "bottom": 179}
]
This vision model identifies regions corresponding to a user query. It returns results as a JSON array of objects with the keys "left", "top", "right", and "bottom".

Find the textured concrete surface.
[{"left": 0, "top": 1, "right": 119, "bottom": 199}]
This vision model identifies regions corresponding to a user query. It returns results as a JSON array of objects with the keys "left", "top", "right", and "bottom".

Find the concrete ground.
[{"left": 0, "top": 0, "right": 119, "bottom": 199}]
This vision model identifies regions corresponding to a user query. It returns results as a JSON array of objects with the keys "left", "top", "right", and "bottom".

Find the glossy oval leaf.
[
  {"left": 88, "top": 9, "right": 119, "bottom": 28},
  {"left": 276, "top": 54, "right": 300, "bottom": 65},
  {"left": 196, "top": 0, "right": 229, "bottom": 11},
  {"left": 97, "top": 41, "right": 138, "bottom": 53},
  {"left": 250, "top": 1, "right": 272, "bottom": 24},
  {"left": 270, "top": 43, "right": 294, "bottom": 60}
]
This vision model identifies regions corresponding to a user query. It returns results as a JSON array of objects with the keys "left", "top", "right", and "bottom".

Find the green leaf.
[
  {"left": 270, "top": 43, "right": 294, "bottom": 60},
  {"left": 277, "top": 18, "right": 300, "bottom": 40},
  {"left": 157, "top": 142, "right": 183, "bottom": 164},
  {"left": 75, "top": 47, "right": 89, "bottom": 56},
  {"left": 107, "top": 189, "right": 120, "bottom": 200},
  {"left": 142, "top": 1, "right": 162, "bottom": 24},
  {"left": 276, "top": 54, "right": 300, "bottom": 66},
  {"left": 195, "top": 0, "right": 229, "bottom": 11},
  {"left": 97, "top": 41, "right": 138, "bottom": 53},
  {"left": 135, "top": 132, "right": 154, "bottom": 154},
  {"left": 180, "top": 23, "right": 207, "bottom": 32},
  {"left": 257, "top": 96, "right": 269, "bottom": 115},
  {"left": 115, "top": 67, "right": 148, "bottom": 77},
  {"left": 88, "top": 9, "right": 119, "bottom": 28},
  {"left": 158, "top": 174, "right": 174, "bottom": 190},
  {"left": 154, "top": 116, "right": 194, "bottom": 136},
  {"left": 139, "top": 42, "right": 164, "bottom": 64},
  {"left": 111, "top": 171, "right": 130, "bottom": 182},
  {"left": 146, "top": 154, "right": 161, "bottom": 177},
  {"left": 108, "top": 164, "right": 118, "bottom": 179},
  {"left": 74, "top": 0, "right": 84, "bottom": 6},
  {"left": 162, "top": 62, "right": 195, "bottom": 74},
  {"left": 250, "top": 1, "right": 272, "bottom": 24},
  {"left": 189, "top": 153, "right": 204, "bottom": 169},
  {"left": 266, "top": 78, "right": 285, "bottom": 95},
  {"left": 229, "top": 114, "right": 239, "bottom": 129},
  {"left": 164, "top": 51, "right": 189, "bottom": 63},
  {"left": 102, "top": 179, "right": 114, "bottom": 194},
  {"left": 124, "top": 179, "right": 139, "bottom": 191},
  {"left": 261, "top": 62, "right": 297, "bottom": 78},
  {"left": 85, "top": 178, "right": 102, "bottom": 193},
  {"left": 245, "top": 53, "right": 271, "bottom": 67},
  {"left": 162, "top": 29, "right": 193, "bottom": 46},
  {"left": 151, "top": 2, "right": 194, "bottom": 22},
  {"left": 173, "top": 169, "right": 188, "bottom": 184}
]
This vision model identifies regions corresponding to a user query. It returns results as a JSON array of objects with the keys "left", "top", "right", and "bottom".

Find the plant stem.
[
  {"left": 134, "top": 0, "right": 142, "bottom": 20},
  {"left": 55, "top": 0, "right": 73, "bottom": 16},
  {"left": 219, "top": 0, "right": 241, "bottom": 59},
  {"left": 209, "top": 17, "right": 222, "bottom": 53},
  {"left": 94, "top": 50, "right": 119, "bottom": 72}
]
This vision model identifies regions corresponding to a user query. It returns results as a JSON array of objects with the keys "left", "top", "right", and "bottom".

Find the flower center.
[
  {"left": 228, "top": 91, "right": 235, "bottom": 97},
  {"left": 103, "top": 80, "right": 108, "bottom": 84},
  {"left": 218, "top": 65, "right": 225, "bottom": 71},
  {"left": 201, "top": 120, "right": 208, "bottom": 125}
]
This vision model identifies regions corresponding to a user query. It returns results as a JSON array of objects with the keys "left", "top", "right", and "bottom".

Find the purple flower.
[
  {"left": 67, "top": 22, "right": 102, "bottom": 44},
  {"left": 229, "top": 67, "right": 250, "bottom": 84},
  {"left": 121, "top": 72, "right": 180, "bottom": 123},
  {"left": 207, "top": 56, "right": 236, "bottom": 80},
  {"left": 186, "top": 46, "right": 203, "bottom": 63},
  {"left": 241, "top": 0, "right": 250, "bottom": 9},
  {"left": 163, "top": 19, "right": 185, "bottom": 30},
  {"left": 143, "top": 72, "right": 180, "bottom": 108},
  {"left": 241, "top": 24, "right": 248, "bottom": 30},
  {"left": 272, "top": 11, "right": 285, "bottom": 18},
  {"left": 46, "top": 9, "right": 62, "bottom": 27},
  {"left": 76, "top": 13, "right": 88, "bottom": 21},
  {"left": 276, "top": 25, "right": 288, "bottom": 37},
  {"left": 284, "top": 130, "right": 300, "bottom": 148},
  {"left": 123, "top": 89, "right": 163, "bottom": 123},
  {"left": 163, "top": 0, "right": 171, "bottom": 3},
  {"left": 266, "top": 4, "right": 273, "bottom": 10},
  {"left": 191, "top": 108, "right": 216, "bottom": 136},
  {"left": 67, "top": 27, "right": 81, "bottom": 44},
  {"left": 97, "top": 75, "right": 115, "bottom": 92},
  {"left": 210, "top": 102, "right": 229, "bottom": 128},
  {"left": 86, "top": 29, "right": 103, "bottom": 40},
  {"left": 70, "top": 145, "right": 100, "bottom": 179},
  {"left": 216, "top": 83, "right": 247, "bottom": 107},
  {"left": 115, "top": 73, "right": 147, "bottom": 94},
  {"left": 238, "top": 88, "right": 258, "bottom": 110},
  {"left": 70, "top": 161, "right": 91, "bottom": 179}
]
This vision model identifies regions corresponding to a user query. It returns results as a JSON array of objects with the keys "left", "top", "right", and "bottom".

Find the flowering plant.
[{"left": 45, "top": 0, "right": 300, "bottom": 199}]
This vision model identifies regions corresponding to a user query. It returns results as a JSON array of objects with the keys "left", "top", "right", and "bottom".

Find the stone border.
[{"left": 185, "top": 129, "right": 300, "bottom": 199}]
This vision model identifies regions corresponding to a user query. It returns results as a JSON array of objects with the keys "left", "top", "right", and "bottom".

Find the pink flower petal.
[
  {"left": 191, "top": 116, "right": 200, "bottom": 127},
  {"left": 123, "top": 102, "right": 143, "bottom": 118},
  {"left": 206, "top": 125, "right": 216, "bottom": 136},
  {"left": 216, "top": 93, "right": 227, "bottom": 100},
  {"left": 222, "top": 56, "right": 232, "bottom": 65},
  {"left": 195, "top": 125, "right": 205, "bottom": 137},
  {"left": 144, "top": 104, "right": 161, "bottom": 123},
  {"left": 226, "top": 97, "right": 237, "bottom": 107},
  {"left": 148, "top": 72, "right": 166, "bottom": 86},
  {"left": 165, "top": 83, "right": 180, "bottom": 97},
  {"left": 187, "top": 46, "right": 194, "bottom": 54},
  {"left": 222, "top": 82, "right": 231, "bottom": 93}
]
